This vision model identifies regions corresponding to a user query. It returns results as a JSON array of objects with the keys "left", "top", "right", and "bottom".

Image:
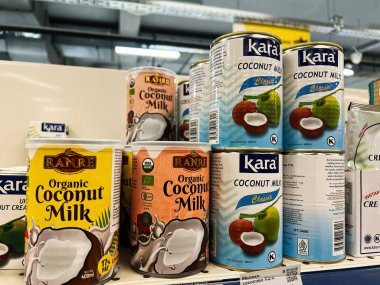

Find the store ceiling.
[{"left": 1, "top": 0, "right": 380, "bottom": 89}]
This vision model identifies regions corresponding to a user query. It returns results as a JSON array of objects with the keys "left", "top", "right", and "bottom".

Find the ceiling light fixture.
[
  {"left": 350, "top": 47, "right": 362, "bottom": 65},
  {"left": 148, "top": 44, "right": 209, "bottom": 54},
  {"left": 115, "top": 46, "right": 181, "bottom": 59},
  {"left": 343, "top": 64, "right": 355, "bottom": 76}
]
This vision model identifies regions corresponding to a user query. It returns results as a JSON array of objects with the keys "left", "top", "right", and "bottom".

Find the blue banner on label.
[
  {"left": 236, "top": 188, "right": 280, "bottom": 210},
  {"left": 295, "top": 82, "right": 338, "bottom": 99},
  {"left": 239, "top": 76, "right": 281, "bottom": 93}
]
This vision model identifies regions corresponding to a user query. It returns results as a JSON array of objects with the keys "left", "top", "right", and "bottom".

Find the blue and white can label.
[
  {"left": 283, "top": 43, "right": 344, "bottom": 151},
  {"left": 209, "top": 33, "right": 283, "bottom": 150},
  {"left": 283, "top": 153, "right": 345, "bottom": 262},
  {"left": 210, "top": 152, "right": 283, "bottom": 270}
]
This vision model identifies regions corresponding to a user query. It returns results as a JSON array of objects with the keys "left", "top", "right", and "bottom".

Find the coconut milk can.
[
  {"left": 126, "top": 67, "right": 177, "bottom": 143},
  {"left": 210, "top": 152, "right": 283, "bottom": 270},
  {"left": 283, "top": 153, "right": 345, "bottom": 262},
  {"left": 25, "top": 138, "right": 122, "bottom": 285},
  {"left": 130, "top": 142, "right": 210, "bottom": 277},
  {"left": 283, "top": 42, "right": 344, "bottom": 152},
  {"left": 209, "top": 32, "right": 283, "bottom": 150}
]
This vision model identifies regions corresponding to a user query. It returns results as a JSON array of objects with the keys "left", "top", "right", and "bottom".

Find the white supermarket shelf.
[{"left": 3, "top": 249, "right": 380, "bottom": 285}]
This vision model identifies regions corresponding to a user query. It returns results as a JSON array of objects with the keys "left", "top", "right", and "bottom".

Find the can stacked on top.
[
  {"left": 208, "top": 31, "right": 283, "bottom": 270},
  {"left": 282, "top": 42, "right": 346, "bottom": 262}
]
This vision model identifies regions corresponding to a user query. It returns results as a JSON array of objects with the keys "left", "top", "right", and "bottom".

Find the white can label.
[
  {"left": 189, "top": 62, "right": 209, "bottom": 142},
  {"left": 209, "top": 36, "right": 282, "bottom": 149},
  {"left": 283, "top": 154, "right": 345, "bottom": 261},
  {"left": 210, "top": 152, "right": 283, "bottom": 269}
]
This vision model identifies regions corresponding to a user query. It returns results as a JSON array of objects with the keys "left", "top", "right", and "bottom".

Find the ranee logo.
[
  {"left": 298, "top": 48, "right": 338, "bottom": 67},
  {"left": 145, "top": 73, "right": 170, "bottom": 85},
  {"left": 239, "top": 154, "right": 279, "bottom": 173},
  {"left": 44, "top": 149, "right": 96, "bottom": 173},
  {"left": 173, "top": 151, "right": 207, "bottom": 171}
]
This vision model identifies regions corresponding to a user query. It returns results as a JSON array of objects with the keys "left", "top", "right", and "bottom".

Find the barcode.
[
  {"left": 333, "top": 220, "right": 344, "bottom": 255},
  {"left": 209, "top": 109, "right": 219, "bottom": 143},
  {"left": 189, "top": 119, "right": 199, "bottom": 142},
  {"left": 286, "top": 266, "right": 299, "bottom": 283}
]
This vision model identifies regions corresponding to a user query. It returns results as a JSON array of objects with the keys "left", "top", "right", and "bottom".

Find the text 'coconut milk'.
[
  {"left": 126, "top": 67, "right": 177, "bottom": 143},
  {"left": 0, "top": 168, "right": 26, "bottom": 269},
  {"left": 130, "top": 142, "right": 210, "bottom": 278},
  {"left": 210, "top": 152, "right": 283, "bottom": 270},
  {"left": 283, "top": 42, "right": 344, "bottom": 152},
  {"left": 177, "top": 80, "right": 190, "bottom": 141},
  {"left": 189, "top": 59, "right": 210, "bottom": 143},
  {"left": 283, "top": 153, "right": 345, "bottom": 262},
  {"left": 25, "top": 139, "right": 122, "bottom": 285},
  {"left": 209, "top": 32, "right": 283, "bottom": 150}
]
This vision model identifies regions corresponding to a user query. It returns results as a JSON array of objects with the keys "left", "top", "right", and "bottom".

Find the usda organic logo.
[{"left": 142, "top": 158, "right": 154, "bottom": 173}]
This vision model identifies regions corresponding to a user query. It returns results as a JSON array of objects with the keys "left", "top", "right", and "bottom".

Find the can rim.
[
  {"left": 177, "top": 80, "right": 189, "bottom": 85},
  {"left": 131, "top": 141, "right": 211, "bottom": 150},
  {"left": 190, "top": 59, "right": 209, "bottom": 70},
  {"left": 283, "top": 41, "right": 343, "bottom": 52},
  {"left": 26, "top": 138, "right": 122, "bottom": 147},
  {"left": 126, "top": 66, "right": 177, "bottom": 77},
  {"left": 211, "top": 31, "right": 282, "bottom": 48}
]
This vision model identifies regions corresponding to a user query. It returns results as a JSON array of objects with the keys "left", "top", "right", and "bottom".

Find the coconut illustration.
[
  {"left": 25, "top": 228, "right": 102, "bottom": 285},
  {"left": 256, "top": 90, "right": 281, "bottom": 126},
  {"left": 299, "top": 117, "right": 324, "bottom": 138},
  {"left": 228, "top": 219, "right": 254, "bottom": 244},
  {"left": 154, "top": 218, "right": 207, "bottom": 275},
  {"left": 232, "top": 101, "right": 256, "bottom": 125},
  {"left": 0, "top": 243, "right": 10, "bottom": 264},
  {"left": 128, "top": 112, "right": 173, "bottom": 142},
  {"left": 130, "top": 217, "right": 208, "bottom": 276},
  {"left": 239, "top": 232, "right": 265, "bottom": 254},
  {"left": 289, "top": 107, "right": 312, "bottom": 130},
  {"left": 299, "top": 93, "right": 341, "bottom": 128},
  {"left": 242, "top": 113, "right": 268, "bottom": 134}
]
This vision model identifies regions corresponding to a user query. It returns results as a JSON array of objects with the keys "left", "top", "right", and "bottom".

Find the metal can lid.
[
  {"left": 177, "top": 80, "right": 189, "bottom": 86},
  {"left": 126, "top": 66, "right": 177, "bottom": 77},
  {"left": 131, "top": 141, "right": 211, "bottom": 151},
  {"left": 211, "top": 31, "right": 282, "bottom": 48},
  {"left": 283, "top": 41, "right": 343, "bottom": 53},
  {"left": 190, "top": 59, "right": 209, "bottom": 70}
]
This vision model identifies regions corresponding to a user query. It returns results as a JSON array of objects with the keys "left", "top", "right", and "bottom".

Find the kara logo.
[
  {"left": 145, "top": 72, "right": 170, "bottom": 85},
  {"left": 0, "top": 175, "right": 27, "bottom": 194},
  {"left": 239, "top": 154, "right": 279, "bottom": 173},
  {"left": 41, "top": 123, "right": 65, "bottom": 133},
  {"left": 173, "top": 151, "right": 207, "bottom": 171},
  {"left": 298, "top": 48, "right": 338, "bottom": 67},
  {"left": 44, "top": 149, "right": 96, "bottom": 173},
  {"left": 243, "top": 38, "right": 280, "bottom": 60},
  {"left": 183, "top": 83, "right": 189, "bottom": 96}
]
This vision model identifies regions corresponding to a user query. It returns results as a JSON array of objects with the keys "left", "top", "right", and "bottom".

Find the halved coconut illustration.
[
  {"left": 239, "top": 232, "right": 265, "bottom": 254},
  {"left": 242, "top": 112, "right": 269, "bottom": 134},
  {"left": 154, "top": 218, "right": 208, "bottom": 275},
  {"left": 299, "top": 117, "right": 324, "bottom": 137},
  {"left": 0, "top": 243, "right": 9, "bottom": 264},
  {"left": 25, "top": 228, "right": 102, "bottom": 285},
  {"left": 134, "top": 113, "right": 172, "bottom": 141}
]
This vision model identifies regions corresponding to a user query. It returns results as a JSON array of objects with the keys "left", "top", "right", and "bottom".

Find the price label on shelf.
[{"left": 240, "top": 265, "right": 302, "bottom": 285}]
